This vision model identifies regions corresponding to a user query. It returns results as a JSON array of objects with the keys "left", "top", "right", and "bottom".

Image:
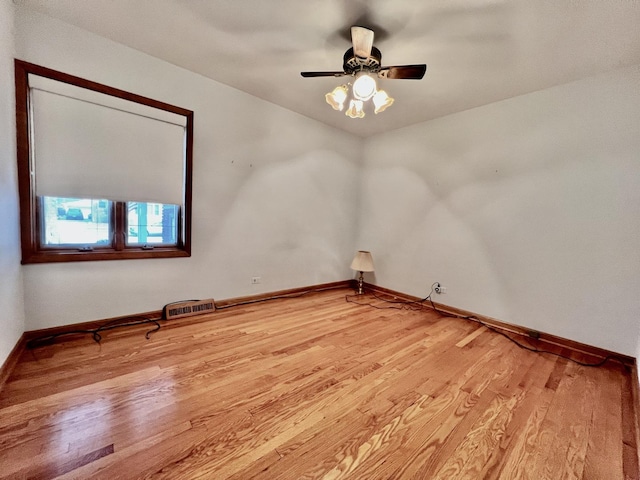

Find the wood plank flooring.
[{"left": 0, "top": 287, "right": 637, "bottom": 479}]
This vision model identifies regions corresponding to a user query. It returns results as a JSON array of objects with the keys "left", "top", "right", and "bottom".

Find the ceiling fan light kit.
[
  {"left": 372, "top": 89, "right": 394, "bottom": 114},
  {"left": 352, "top": 72, "right": 377, "bottom": 101},
  {"left": 325, "top": 85, "right": 348, "bottom": 111},
  {"left": 345, "top": 99, "right": 365, "bottom": 119},
  {"left": 302, "top": 26, "right": 426, "bottom": 119}
]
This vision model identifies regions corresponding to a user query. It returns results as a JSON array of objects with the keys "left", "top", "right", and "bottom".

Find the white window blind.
[{"left": 29, "top": 74, "right": 186, "bottom": 205}]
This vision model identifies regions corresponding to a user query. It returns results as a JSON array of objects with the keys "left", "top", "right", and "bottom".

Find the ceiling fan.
[
  {"left": 301, "top": 26, "right": 427, "bottom": 80},
  {"left": 301, "top": 26, "right": 426, "bottom": 117}
]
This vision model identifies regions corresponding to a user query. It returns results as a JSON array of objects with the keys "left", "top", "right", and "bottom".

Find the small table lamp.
[{"left": 350, "top": 250, "right": 374, "bottom": 295}]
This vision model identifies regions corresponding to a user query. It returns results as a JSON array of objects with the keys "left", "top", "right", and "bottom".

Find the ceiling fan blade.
[
  {"left": 378, "top": 64, "right": 427, "bottom": 80},
  {"left": 300, "top": 71, "right": 347, "bottom": 78},
  {"left": 351, "top": 26, "right": 374, "bottom": 59}
]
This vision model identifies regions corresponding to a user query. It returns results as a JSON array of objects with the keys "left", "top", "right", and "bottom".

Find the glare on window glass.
[
  {"left": 127, "top": 202, "right": 178, "bottom": 245},
  {"left": 41, "top": 197, "right": 111, "bottom": 246}
]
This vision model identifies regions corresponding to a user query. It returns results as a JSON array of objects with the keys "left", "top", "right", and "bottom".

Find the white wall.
[
  {"left": 15, "top": 9, "right": 362, "bottom": 330},
  {"left": 0, "top": 0, "right": 26, "bottom": 365},
  {"left": 359, "top": 65, "right": 640, "bottom": 356},
  {"left": 10, "top": 7, "right": 640, "bottom": 360}
]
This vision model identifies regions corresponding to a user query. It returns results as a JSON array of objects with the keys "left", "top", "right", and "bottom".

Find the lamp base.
[{"left": 357, "top": 271, "right": 365, "bottom": 295}]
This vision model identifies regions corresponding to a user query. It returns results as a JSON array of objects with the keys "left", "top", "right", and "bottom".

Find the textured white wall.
[
  {"left": 0, "top": 0, "right": 26, "bottom": 366},
  {"left": 15, "top": 9, "right": 362, "bottom": 330},
  {"left": 9, "top": 6, "right": 640, "bottom": 362},
  {"left": 359, "top": 65, "right": 640, "bottom": 356}
]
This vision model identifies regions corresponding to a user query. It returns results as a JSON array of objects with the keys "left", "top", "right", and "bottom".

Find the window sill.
[{"left": 21, "top": 247, "right": 190, "bottom": 264}]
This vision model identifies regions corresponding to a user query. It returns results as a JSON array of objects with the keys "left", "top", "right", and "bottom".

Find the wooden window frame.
[{"left": 14, "top": 59, "right": 193, "bottom": 264}]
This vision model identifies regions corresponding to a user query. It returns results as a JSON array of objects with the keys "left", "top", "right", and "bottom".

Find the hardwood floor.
[{"left": 0, "top": 287, "right": 637, "bottom": 479}]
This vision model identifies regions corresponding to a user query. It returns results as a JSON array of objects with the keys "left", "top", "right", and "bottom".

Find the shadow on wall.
[
  {"left": 195, "top": 148, "right": 359, "bottom": 295},
  {"left": 356, "top": 68, "right": 640, "bottom": 354}
]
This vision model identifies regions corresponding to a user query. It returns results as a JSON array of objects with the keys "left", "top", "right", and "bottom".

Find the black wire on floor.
[
  {"left": 26, "top": 315, "right": 163, "bottom": 349},
  {"left": 27, "top": 282, "right": 625, "bottom": 369},
  {"left": 26, "top": 284, "right": 349, "bottom": 349},
  {"left": 346, "top": 284, "right": 625, "bottom": 369}
]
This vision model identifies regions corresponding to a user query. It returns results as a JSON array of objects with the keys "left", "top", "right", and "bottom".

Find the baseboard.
[
  {"left": 633, "top": 363, "right": 640, "bottom": 472},
  {"left": 23, "top": 310, "right": 164, "bottom": 342},
  {"left": 0, "top": 334, "right": 27, "bottom": 392},
  {"left": 23, "top": 280, "right": 354, "bottom": 344},
  {"left": 364, "top": 282, "right": 635, "bottom": 366},
  {"left": 12, "top": 278, "right": 632, "bottom": 391},
  {"left": 215, "top": 280, "right": 353, "bottom": 309}
]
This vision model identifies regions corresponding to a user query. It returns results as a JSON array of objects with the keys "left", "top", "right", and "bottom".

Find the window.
[
  {"left": 126, "top": 202, "right": 179, "bottom": 246},
  {"left": 41, "top": 197, "right": 111, "bottom": 247},
  {"left": 14, "top": 60, "right": 193, "bottom": 263}
]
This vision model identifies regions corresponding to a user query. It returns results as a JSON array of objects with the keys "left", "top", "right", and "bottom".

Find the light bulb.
[
  {"left": 325, "top": 85, "right": 348, "bottom": 111},
  {"left": 345, "top": 99, "right": 365, "bottom": 119},
  {"left": 352, "top": 73, "right": 377, "bottom": 101},
  {"left": 373, "top": 89, "right": 394, "bottom": 114}
]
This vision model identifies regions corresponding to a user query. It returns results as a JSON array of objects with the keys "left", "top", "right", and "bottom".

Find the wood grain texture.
[
  {"left": 632, "top": 364, "right": 640, "bottom": 480},
  {"left": 363, "top": 282, "right": 635, "bottom": 366},
  {"left": 0, "top": 334, "right": 25, "bottom": 392},
  {"left": 0, "top": 288, "right": 636, "bottom": 479}
]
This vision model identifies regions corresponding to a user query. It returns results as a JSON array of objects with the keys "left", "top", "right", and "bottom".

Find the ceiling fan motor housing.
[{"left": 343, "top": 46, "right": 382, "bottom": 74}]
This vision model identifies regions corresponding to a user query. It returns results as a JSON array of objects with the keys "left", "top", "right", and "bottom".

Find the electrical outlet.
[
  {"left": 527, "top": 330, "right": 540, "bottom": 339},
  {"left": 434, "top": 283, "right": 447, "bottom": 294},
  {"left": 251, "top": 276, "right": 261, "bottom": 284}
]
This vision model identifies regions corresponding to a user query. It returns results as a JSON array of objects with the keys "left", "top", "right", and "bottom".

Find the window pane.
[
  {"left": 41, "top": 197, "right": 111, "bottom": 246},
  {"left": 127, "top": 202, "right": 179, "bottom": 246}
]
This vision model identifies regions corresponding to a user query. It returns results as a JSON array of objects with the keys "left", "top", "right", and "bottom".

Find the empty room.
[{"left": 1, "top": 1, "right": 639, "bottom": 479}]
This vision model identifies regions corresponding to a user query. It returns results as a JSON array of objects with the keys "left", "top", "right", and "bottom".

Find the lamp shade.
[
  {"left": 373, "top": 89, "right": 394, "bottom": 114},
  {"left": 350, "top": 250, "right": 374, "bottom": 272},
  {"left": 352, "top": 73, "right": 377, "bottom": 101},
  {"left": 345, "top": 99, "right": 365, "bottom": 119},
  {"left": 325, "top": 85, "right": 348, "bottom": 111}
]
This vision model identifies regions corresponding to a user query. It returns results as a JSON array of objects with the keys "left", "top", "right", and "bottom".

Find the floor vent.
[{"left": 164, "top": 299, "right": 216, "bottom": 320}]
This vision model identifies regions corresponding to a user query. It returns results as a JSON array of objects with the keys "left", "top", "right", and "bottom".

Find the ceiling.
[{"left": 16, "top": 0, "right": 640, "bottom": 137}]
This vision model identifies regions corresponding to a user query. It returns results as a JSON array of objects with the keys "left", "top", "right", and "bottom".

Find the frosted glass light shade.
[
  {"left": 345, "top": 99, "right": 365, "bottom": 119},
  {"left": 373, "top": 89, "right": 394, "bottom": 114},
  {"left": 325, "top": 85, "right": 348, "bottom": 111},
  {"left": 352, "top": 73, "right": 377, "bottom": 101},
  {"left": 351, "top": 250, "right": 374, "bottom": 272}
]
